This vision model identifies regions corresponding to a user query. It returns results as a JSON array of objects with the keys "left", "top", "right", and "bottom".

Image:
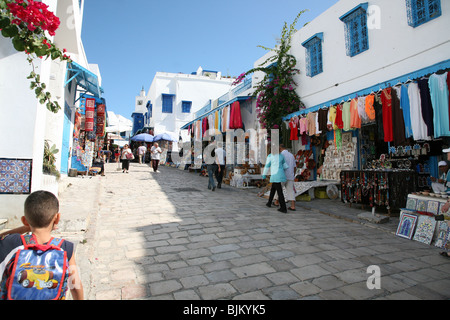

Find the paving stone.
[
  {"left": 231, "top": 263, "right": 276, "bottom": 278},
  {"left": 121, "top": 284, "right": 148, "bottom": 300},
  {"left": 312, "top": 275, "right": 346, "bottom": 290},
  {"left": 198, "top": 283, "right": 237, "bottom": 300},
  {"left": 290, "top": 281, "right": 322, "bottom": 297},
  {"left": 291, "top": 265, "right": 331, "bottom": 281},
  {"left": 58, "top": 164, "right": 450, "bottom": 301},
  {"left": 149, "top": 280, "right": 183, "bottom": 296},
  {"left": 230, "top": 276, "right": 273, "bottom": 293}
]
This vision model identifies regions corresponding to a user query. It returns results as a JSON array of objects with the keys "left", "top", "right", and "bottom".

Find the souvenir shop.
[
  {"left": 183, "top": 98, "right": 266, "bottom": 187},
  {"left": 283, "top": 63, "right": 450, "bottom": 214},
  {"left": 70, "top": 95, "right": 107, "bottom": 176}
]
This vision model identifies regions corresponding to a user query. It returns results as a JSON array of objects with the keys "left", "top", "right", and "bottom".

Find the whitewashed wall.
[
  {"left": 289, "top": 0, "right": 450, "bottom": 109},
  {"left": 0, "top": 0, "right": 95, "bottom": 227},
  {"left": 147, "top": 72, "right": 234, "bottom": 135}
]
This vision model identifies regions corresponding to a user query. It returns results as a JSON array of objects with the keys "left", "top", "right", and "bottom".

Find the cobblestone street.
[{"left": 57, "top": 163, "right": 450, "bottom": 301}]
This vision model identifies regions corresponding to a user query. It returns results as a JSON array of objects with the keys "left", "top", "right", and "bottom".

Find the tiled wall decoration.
[{"left": 0, "top": 159, "right": 33, "bottom": 195}]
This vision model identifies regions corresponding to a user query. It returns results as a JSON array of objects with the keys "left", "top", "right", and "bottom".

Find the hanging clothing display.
[
  {"left": 381, "top": 88, "right": 393, "bottom": 143},
  {"left": 215, "top": 110, "right": 220, "bottom": 131},
  {"left": 374, "top": 94, "right": 384, "bottom": 141},
  {"left": 408, "top": 82, "right": 429, "bottom": 141},
  {"left": 300, "top": 116, "right": 308, "bottom": 135},
  {"left": 229, "top": 101, "right": 243, "bottom": 129},
  {"left": 429, "top": 72, "right": 450, "bottom": 138},
  {"left": 342, "top": 101, "right": 351, "bottom": 131},
  {"left": 328, "top": 106, "right": 337, "bottom": 130},
  {"left": 418, "top": 78, "right": 434, "bottom": 137},
  {"left": 448, "top": 73, "right": 450, "bottom": 125},
  {"left": 391, "top": 87, "right": 406, "bottom": 146},
  {"left": 289, "top": 117, "right": 299, "bottom": 141},
  {"left": 335, "top": 105, "right": 344, "bottom": 130},
  {"left": 315, "top": 111, "right": 322, "bottom": 135},
  {"left": 318, "top": 108, "right": 329, "bottom": 132},
  {"left": 357, "top": 97, "right": 369, "bottom": 124},
  {"left": 222, "top": 105, "right": 229, "bottom": 131},
  {"left": 400, "top": 84, "right": 413, "bottom": 139},
  {"left": 365, "top": 94, "right": 376, "bottom": 122},
  {"left": 350, "top": 98, "right": 361, "bottom": 129},
  {"left": 307, "top": 112, "right": 317, "bottom": 136}
]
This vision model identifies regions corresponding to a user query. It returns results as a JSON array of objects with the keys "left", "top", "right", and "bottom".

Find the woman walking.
[
  {"left": 262, "top": 152, "right": 289, "bottom": 213},
  {"left": 121, "top": 144, "right": 133, "bottom": 173}
]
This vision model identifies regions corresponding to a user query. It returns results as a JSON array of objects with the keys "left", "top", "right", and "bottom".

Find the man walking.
[
  {"left": 215, "top": 142, "right": 226, "bottom": 189},
  {"left": 151, "top": 143, "right": 162, "bottom": 173},
  {"left": 274, "top": 144, "right": 296, "bottom": 211},
  {"left": 138, "top": 143, "right": 147, "bottom": 164}
]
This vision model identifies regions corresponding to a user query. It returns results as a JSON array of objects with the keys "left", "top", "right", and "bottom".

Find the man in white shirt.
[
  {"left": 150, "top": 143, "right": 162, "bottom": 173},
  {"left": 215, "top": 143, "right": 226, "bottom": 189},
  {"left": 274, "top": 144, "right": 297, "bottom": 211},
  {"left": 138, "top": 144, "right": 147, "bottom": 164}
]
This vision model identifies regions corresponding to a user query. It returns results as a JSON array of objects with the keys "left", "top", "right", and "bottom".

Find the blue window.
[
  {"left": 162, "top": 94, "right": 174, "bottom": 113},
  {"left": 302, "top": 33, "right": 323, "bottom": 77},
  {"left": 340, "top": 3, "right": 369, "bottom": 57},
  {"left": 406, "top": 0, "right": 441, "bottom": 28},
  {"left": 182, "top": 101, "right": 192, "bottom": 113}
]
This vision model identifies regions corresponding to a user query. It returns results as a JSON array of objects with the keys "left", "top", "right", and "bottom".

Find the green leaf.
[
  {"left": 34, "top": 46, "right": 48, "bottom": 58},
  {"left": 0, "top": 16, "right": 10, "bottom": 29},
  {"left": 12, "top": 37, "right": 25, "bottom": 52},
  {"left": 1, "top": 24, "right": 18, "bottom": 38},
  {"left": 51, "top": 50, "right": 60, "bottom": 60}
]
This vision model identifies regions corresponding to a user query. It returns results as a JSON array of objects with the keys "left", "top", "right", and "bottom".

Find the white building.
[
  {"left": 279, "top": 0, "right": 450, "bottom": 116},
  {"left": 0, "top": 0, "right": 103, "bottom": 226},
  {"left": 106, "top": 111, "right": 133, "bottom": 147},
  {"left": 134, "top": 67, "right": 235, "bottom": 140}
]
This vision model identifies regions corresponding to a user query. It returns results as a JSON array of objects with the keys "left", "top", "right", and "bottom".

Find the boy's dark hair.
[{"left": 24, "top": 191, "right": 59, "bottom": 229}]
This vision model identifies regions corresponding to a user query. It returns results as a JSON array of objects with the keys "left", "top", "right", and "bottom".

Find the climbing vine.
[{"left": 234, "top": 10, "right": 307, "bottom": 132}]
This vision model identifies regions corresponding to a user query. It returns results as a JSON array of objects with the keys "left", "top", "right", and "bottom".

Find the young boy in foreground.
[{"left": 0, "top": 191, "right": 84, "bottom": 300}]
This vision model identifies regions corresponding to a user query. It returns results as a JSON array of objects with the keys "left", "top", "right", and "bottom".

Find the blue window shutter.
[
  {"left": 182, "top": 101, "right": 192, "bottom": 113},
  {"left": 340, "top": 3, "right": 369, "bottom": 57},
  {"left": 302, "top": 33, "right": 324, "bottom": 77},
  {"left": 162, "top": 94, "right": 174, "bottom": 113},
  {"left": 406, "top": 0, "right": 441, "bottom": 28}
]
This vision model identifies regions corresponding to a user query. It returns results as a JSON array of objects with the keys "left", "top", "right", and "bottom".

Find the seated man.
[
  {"left": 431, "top": 161, "right": 449, "bottom": 194},
  {"left": 92, "top": 152, "right": 105, "bottom": 176}
]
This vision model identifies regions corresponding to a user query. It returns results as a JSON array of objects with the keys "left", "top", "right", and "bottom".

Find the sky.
[{"left": 81, "top": 0, "right": 339, "bottom": 119}]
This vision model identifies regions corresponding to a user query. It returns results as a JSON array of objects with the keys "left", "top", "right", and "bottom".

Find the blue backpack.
[{"left": 1, "top": 234, "right": 69, "bottom": 300}]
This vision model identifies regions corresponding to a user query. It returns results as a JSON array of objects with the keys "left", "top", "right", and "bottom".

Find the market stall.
[
  {"left": 281, "top": 68, "right": 450, "bottom": 208},
  {"left": 71, "top": 95, "right": 107, "bottom": 175}
]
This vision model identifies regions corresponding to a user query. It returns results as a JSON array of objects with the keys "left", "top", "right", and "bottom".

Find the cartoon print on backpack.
[{"left": 1, "top": 234, "right": 69, "bottom": 300}]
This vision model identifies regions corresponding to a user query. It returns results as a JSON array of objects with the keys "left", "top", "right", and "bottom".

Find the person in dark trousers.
[
  {"left": 262, "top": 152, "right": 289, "bottom": 213},
  {"left": 214, "top": 143, "right": 226, "bottom": 189},
  {"left": 150, "top": 143, "right": 162, "bottom": 173},
  {"left": 121, "top": 144, "right": 133, "bottom": 173}
]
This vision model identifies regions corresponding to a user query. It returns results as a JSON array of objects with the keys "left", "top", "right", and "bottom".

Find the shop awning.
[
  {"left": 65, "top": 61, "right": 103, "bottom": 98},
  {"left": 181, "top": 96, "right": 252, "bottom": 130},
  {"left": 282, "top": 59, "right": 450, "bottom": 121}
]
